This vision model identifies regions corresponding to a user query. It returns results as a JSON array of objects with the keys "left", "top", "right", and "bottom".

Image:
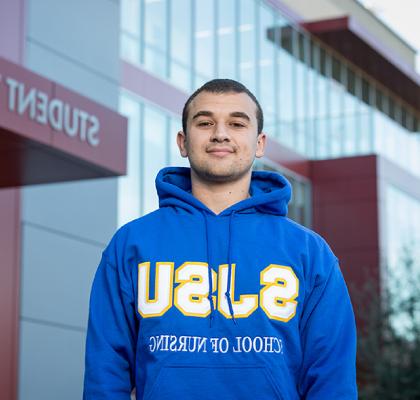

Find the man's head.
[
  {"left": 182, "top": 79, "right": 264, "bottom": 136},
  {"left": 177, "top": 79, "right": 267, "bottom": 184}
]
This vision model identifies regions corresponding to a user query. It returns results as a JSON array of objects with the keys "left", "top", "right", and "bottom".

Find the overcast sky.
[{"left": 358, "top": 0, "right": 420, "bottom": 73}]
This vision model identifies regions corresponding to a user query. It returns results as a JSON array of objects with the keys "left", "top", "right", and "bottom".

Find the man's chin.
[{"left": 191, "top": 166, "right": 250, "bottom": 183}]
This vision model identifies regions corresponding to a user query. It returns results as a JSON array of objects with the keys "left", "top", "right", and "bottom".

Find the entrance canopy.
[{"left": 0, "top": 57, "right": 127, "bottom": 187}]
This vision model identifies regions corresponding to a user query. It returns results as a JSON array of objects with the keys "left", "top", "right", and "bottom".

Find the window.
[
  {"left": 170, "top": 0, "right": 192, "bottom": 91},
  {"left": 144, "top": 0, "right": 168, "bottom": 78},
  {"left": 120, "top": 0, "right": 141, "bottom": 63},
  {"left": 258, "top": 3, "right": 277, "bottom": 135},
  {"left": 118, "top": 92, "right": 182, "bottom": 224},
  {"left": 118, "top": 92, "right": 142, "bottom": 226},
  {"left": 143, "top": 104, "right": 168, "bottom": 214},
  {"left": 194, "top": 0, "right": 215, "bottom": 86},
  {"left": 238, "top": 0, "right": 257, "bottom": 93},
  {"left": 385, "top": 184, "right": 420, "bottom": 337},
  {"left": 216, "top": 0, "right": 237, "bottom": 79}
]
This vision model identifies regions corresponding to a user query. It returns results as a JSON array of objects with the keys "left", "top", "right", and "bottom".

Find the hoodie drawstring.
[
  {"left": 202, "top": 212, "right": 215, "bottom": 327},
  {"left": 225, "top": 211, "right": 236, "bottom": 324},
  {"left": 202, "top": 210, "right": 237, "bottom": 326}
]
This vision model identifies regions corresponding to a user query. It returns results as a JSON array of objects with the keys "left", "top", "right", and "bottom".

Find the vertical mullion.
[
  {"left": 214, "top": 0, "right": 219, "bottom": 77},
  {"left": 166, "top": 0, "right": 171, "bottom": 79},
  {"left": 406, "top": 108, "right": 414, "bottom": 132},
  {"left": 382, "top": 90, "right": 390, "bottom": 158},
  {"left": 303, "top": 33, "right": 310, "bottom": 157},
  {"left": 368, "top": 80, "right": 375, "bottom": 153},
  {"left": 340, "top": 62, "right": 348, "bottom": 155},
  {"left": 273, "top": 11, "right": 279, "bottom": 140},
  {"left": 254, "top": 0, "right": 260, "bottom": 98},
  {"left": 325, "top": 52, "right": 332, "bottom": 157},
  {"left": 235, "top": 0, "right": 240, "bottom": 80},
  {"left": 291, "top": 28, "right": 298, "bottom": 150},
  {"left": 404, "top": 109, "right": 413, "bottom": 171},
  {"left": 277, "top": 17, "right": 284, "bottom": 144},
  {"left": 139, "top": 0, "right": 145, "bottom": 64},
  {"left": 313, "top": 44, "right": 320, "bottom": 159},
  {"left": 395, "top": 100, "right": 404, "bottom": 167},
  {"left": 354, "top": 71, "right": 362, "bottom": 154},
  {"left": 139, "top": 103, "right": 145, "bottom": 216}
]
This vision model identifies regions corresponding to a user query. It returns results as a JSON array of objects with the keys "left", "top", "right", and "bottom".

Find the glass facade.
[
  {"left": 118, "top": 91, "right": 188, "bottom": 226},
  {"left": 119, "top": 0, "right": 419, "bottom": 227},
  {"left": 121, "top": 0, "right": 419, "bottom": 176},
  {"left": 385, "top": 184, "right": 420, "bottom": 336},
  {"left": 386, "top": 185, "right": 420, "bottom": 274}
]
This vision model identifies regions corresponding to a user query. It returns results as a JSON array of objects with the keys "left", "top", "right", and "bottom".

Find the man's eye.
[
  {"left": 231, "top": 122, "right": 246, "bottom": 128},
  {"left": 197, "top": 121, "right": 212, "bottom": 126}
]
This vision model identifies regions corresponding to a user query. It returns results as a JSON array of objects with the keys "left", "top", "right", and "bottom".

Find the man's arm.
[
  {"left": 298, "top": 261, "right": 357, "bottom": 399},
  {"left": 83, "top": 253, "right": 137, "bottom": 399}
]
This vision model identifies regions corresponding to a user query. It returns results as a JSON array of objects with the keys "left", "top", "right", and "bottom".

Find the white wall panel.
[
  {"left": 26, "top": 0, "right": 120, "bottom": 83},
  {"left": 22, "top": 177, "right": 117, "bottom": 246},
  {"left": 21, "top": 224, "right": 101, "bottom": 329},
  {"left": 19, "top": 321, "right": 85, "bottom": 400}
]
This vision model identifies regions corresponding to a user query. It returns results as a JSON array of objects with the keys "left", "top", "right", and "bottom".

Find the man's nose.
[{"left": 211, "top": 124, "right": 230, "bottom": 141}]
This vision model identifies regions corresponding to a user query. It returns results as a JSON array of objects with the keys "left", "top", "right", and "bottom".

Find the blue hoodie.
[{"left": 84, "top": 166, "right": 357, "bottom": 400}]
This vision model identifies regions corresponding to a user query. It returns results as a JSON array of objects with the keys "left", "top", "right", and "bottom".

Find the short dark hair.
[{"left": 182, "top": 79, "right": 264, "bottom": 135}]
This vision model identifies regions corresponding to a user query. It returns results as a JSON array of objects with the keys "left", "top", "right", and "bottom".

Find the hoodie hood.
[{"left": 156, "top": 166, "right": 291, "bottom": 216}]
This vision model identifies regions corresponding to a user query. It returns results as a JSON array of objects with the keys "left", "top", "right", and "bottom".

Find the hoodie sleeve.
[
  {"left": 298, "top": 260, "right": 357, "bottom": 399},
  {"left": 83, "top": 252, "right": 137, "bottom": 399}
]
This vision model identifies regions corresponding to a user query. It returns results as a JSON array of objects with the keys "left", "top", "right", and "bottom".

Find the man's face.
[{"left": 177, "top": 91, "right": 266, "bottom": 183}]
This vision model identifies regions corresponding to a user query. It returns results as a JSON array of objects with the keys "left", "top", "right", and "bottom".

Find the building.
[{"left": 0, "top": 0, "right": 419, "bottom": 398}]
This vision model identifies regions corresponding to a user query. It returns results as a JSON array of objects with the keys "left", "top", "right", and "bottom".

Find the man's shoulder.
[
  {"left": 278, "top": 216, "right": 336, "bottom": 259},
  {"left": 280, "top": 216, "right": 325, "bottom": 241}
]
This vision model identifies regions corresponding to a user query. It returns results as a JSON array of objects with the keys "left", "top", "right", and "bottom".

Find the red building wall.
[
  {"left": 0, "top": 190, "right": 20, "bottom": 399},
  {"left": 311, "top": 155, "right": 380, "bottom": 296}
]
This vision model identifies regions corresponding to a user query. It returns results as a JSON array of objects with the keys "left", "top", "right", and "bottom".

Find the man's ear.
[
  {"left": 255, "top": 132, "right": 267, "bottom": 158},
  {"left": 176, "top": 131, "right": 188, "bottom": 158}
]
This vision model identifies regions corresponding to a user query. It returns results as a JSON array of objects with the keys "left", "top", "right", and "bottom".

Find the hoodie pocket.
[{"left": 144, "top": 364, "right": 284, "bottom": 400}]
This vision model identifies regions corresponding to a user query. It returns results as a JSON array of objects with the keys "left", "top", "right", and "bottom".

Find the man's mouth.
[{"left": 207, "top": 147, "right": 235, "bottom": 156}]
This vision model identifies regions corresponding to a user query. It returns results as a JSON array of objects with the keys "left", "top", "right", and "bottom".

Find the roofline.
[{"left": 354, "top": 0, "right": 418, "bottom": 53}]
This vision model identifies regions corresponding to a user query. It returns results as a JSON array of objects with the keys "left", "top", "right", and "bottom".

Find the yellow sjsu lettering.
[{"left": 137, "top": 262, "right": 299, "bottom": 321}]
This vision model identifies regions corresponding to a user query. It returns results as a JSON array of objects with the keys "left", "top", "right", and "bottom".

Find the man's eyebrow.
[
  {"left": 229, "top": 111, "right": 250, "bottom": 121},
  {"left": 192, "top": 110, "right": 214, "bottom": 120},
  {"left": 192, "top": 110, "right": 251, "bottom": 121}
]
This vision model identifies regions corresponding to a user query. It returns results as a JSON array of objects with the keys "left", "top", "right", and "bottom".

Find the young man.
[{"left": 83, "top": 79, "right": 357, "bottom": 399}]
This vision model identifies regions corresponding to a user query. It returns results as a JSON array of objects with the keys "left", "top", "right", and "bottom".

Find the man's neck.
[{"left": 190, "top": 171, "right": 252, "bottom": 215}]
